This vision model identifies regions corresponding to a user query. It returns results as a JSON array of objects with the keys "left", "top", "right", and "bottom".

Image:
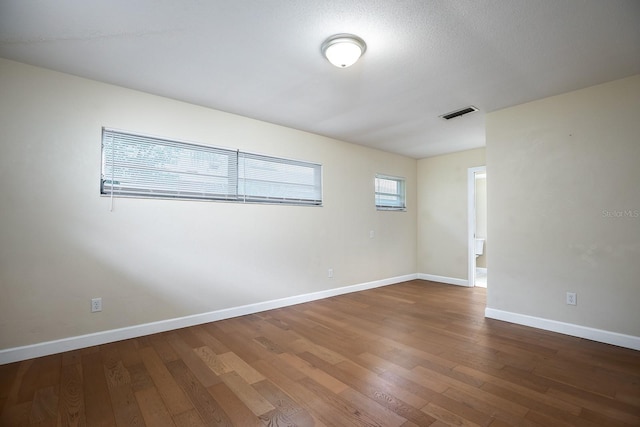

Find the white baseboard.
[
  {"left": 418, "top": 273, "right": 469, "bottom": 287},
  {"left": 476, "top": 267, "right": 487, "bottom": 274},
  {"left": 0, "top": 274, "right": 418, "bottom": 365},
  {"left": 485, "top": 308, "right": 640, "bottom": 351}
]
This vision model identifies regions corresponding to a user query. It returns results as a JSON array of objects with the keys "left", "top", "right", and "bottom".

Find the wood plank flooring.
[{"left": 1, "top": 280, "right": 639, "bottom": 426}]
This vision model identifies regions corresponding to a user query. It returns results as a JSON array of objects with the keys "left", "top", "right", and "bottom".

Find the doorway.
[{"left": 468, "top": 166, "right": 487, "bottom": 287}]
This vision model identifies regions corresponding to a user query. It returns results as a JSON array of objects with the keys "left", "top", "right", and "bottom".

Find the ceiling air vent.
[{"left": 440, "top": 105, "right": 479, "bottom": 120}]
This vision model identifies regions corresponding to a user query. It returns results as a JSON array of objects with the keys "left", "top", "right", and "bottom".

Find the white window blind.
[
  {"left": 101, "top": 128, "right": 322, "bottom": 206},
  {"left": 101, "top": 129, "right": 237, "bottom": 200},
  {"left": 375, "top": 174, "right": 406, "bottom": 211},
  {"left": 239, "top": 152, "right": 322, "bottom": 205}
]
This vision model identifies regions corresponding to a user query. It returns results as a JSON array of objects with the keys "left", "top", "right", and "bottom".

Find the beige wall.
[
  {"left": 487, "top": 75, "right": 640, "bottom": 336},
  {"left": 0, "top": 59, "right": 417, "bottom": 350},
  {"left": 4, "top": 57, "right": 636, "bottom": 351},
  {"left": 417, "top": 148, "right": 486, "bottom": 280}
]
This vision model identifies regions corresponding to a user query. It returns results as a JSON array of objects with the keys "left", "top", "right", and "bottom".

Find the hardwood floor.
[{"left": 1, "top": 280, "right": 639, "bottom": 426}]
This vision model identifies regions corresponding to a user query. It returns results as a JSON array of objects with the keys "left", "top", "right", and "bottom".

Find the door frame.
[{"left": 467, "top": 166, "right": 486, "bottom": 287}]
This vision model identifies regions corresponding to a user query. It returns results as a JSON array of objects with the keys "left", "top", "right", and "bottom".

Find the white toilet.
[{"left": 474, "top": 238, "right": 485, "bottom": 258}]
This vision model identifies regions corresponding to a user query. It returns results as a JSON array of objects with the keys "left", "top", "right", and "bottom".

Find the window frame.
[
  {"left": 100, "top": 128, "right": 322, "bottom": 207},
  {"left": 375, "top": 173, "right": 407, "bottom": 211},
  {"left": 238, "top": 151, "right": 323, "bottom": 206}
]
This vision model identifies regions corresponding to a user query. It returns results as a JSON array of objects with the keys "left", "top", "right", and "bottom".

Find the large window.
[
  {"left": 375, "top": 174, "right": 406, "bottom": 211},
  {"left": 101, "top": 128, "right": 322, "bottom": 206}
]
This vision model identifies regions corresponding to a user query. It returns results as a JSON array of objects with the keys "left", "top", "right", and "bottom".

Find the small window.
[
  {"left": 375, "top": 174, "right": 406, "bottom": 211},
  {"left": 101, "top": 128, "right": 322, "bottom": 206}
]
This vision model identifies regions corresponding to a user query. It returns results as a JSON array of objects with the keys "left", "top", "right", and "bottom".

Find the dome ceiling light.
[{"left": 321, "top": 34, "right": 367, "bottom": 68}]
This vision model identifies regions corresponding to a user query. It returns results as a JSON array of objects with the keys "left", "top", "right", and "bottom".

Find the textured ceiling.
[{"left": 1, "top": 0, "right": 639, "bottom": 158}]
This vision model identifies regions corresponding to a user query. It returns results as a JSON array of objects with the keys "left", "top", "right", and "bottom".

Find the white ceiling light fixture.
[{"left": 321, "top": 34, "right": 367, "bottom": 68}]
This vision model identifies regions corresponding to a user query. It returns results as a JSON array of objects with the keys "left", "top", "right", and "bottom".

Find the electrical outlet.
[
  {"left": 328, "top": 268, "right": 333, "bottom": 278},
  {"left": 566, "top": 292, "right": 577, "bottom": 306},
  {"left": 91, "top": 297, "right": 102, "bottom": 312},
  {"left": 369, "top": 230, "right": 375, "bottom": 238}
]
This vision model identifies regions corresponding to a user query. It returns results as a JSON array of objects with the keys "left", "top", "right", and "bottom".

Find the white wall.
[
  {"left": 417, "top": 148, "right": 485, "bottom": 281},
  {"left": 486, "top": 75, "right": 640, "bottom": 337},
  {"left": 0, "top": 59, "right": 417, "bottom": 350}
]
